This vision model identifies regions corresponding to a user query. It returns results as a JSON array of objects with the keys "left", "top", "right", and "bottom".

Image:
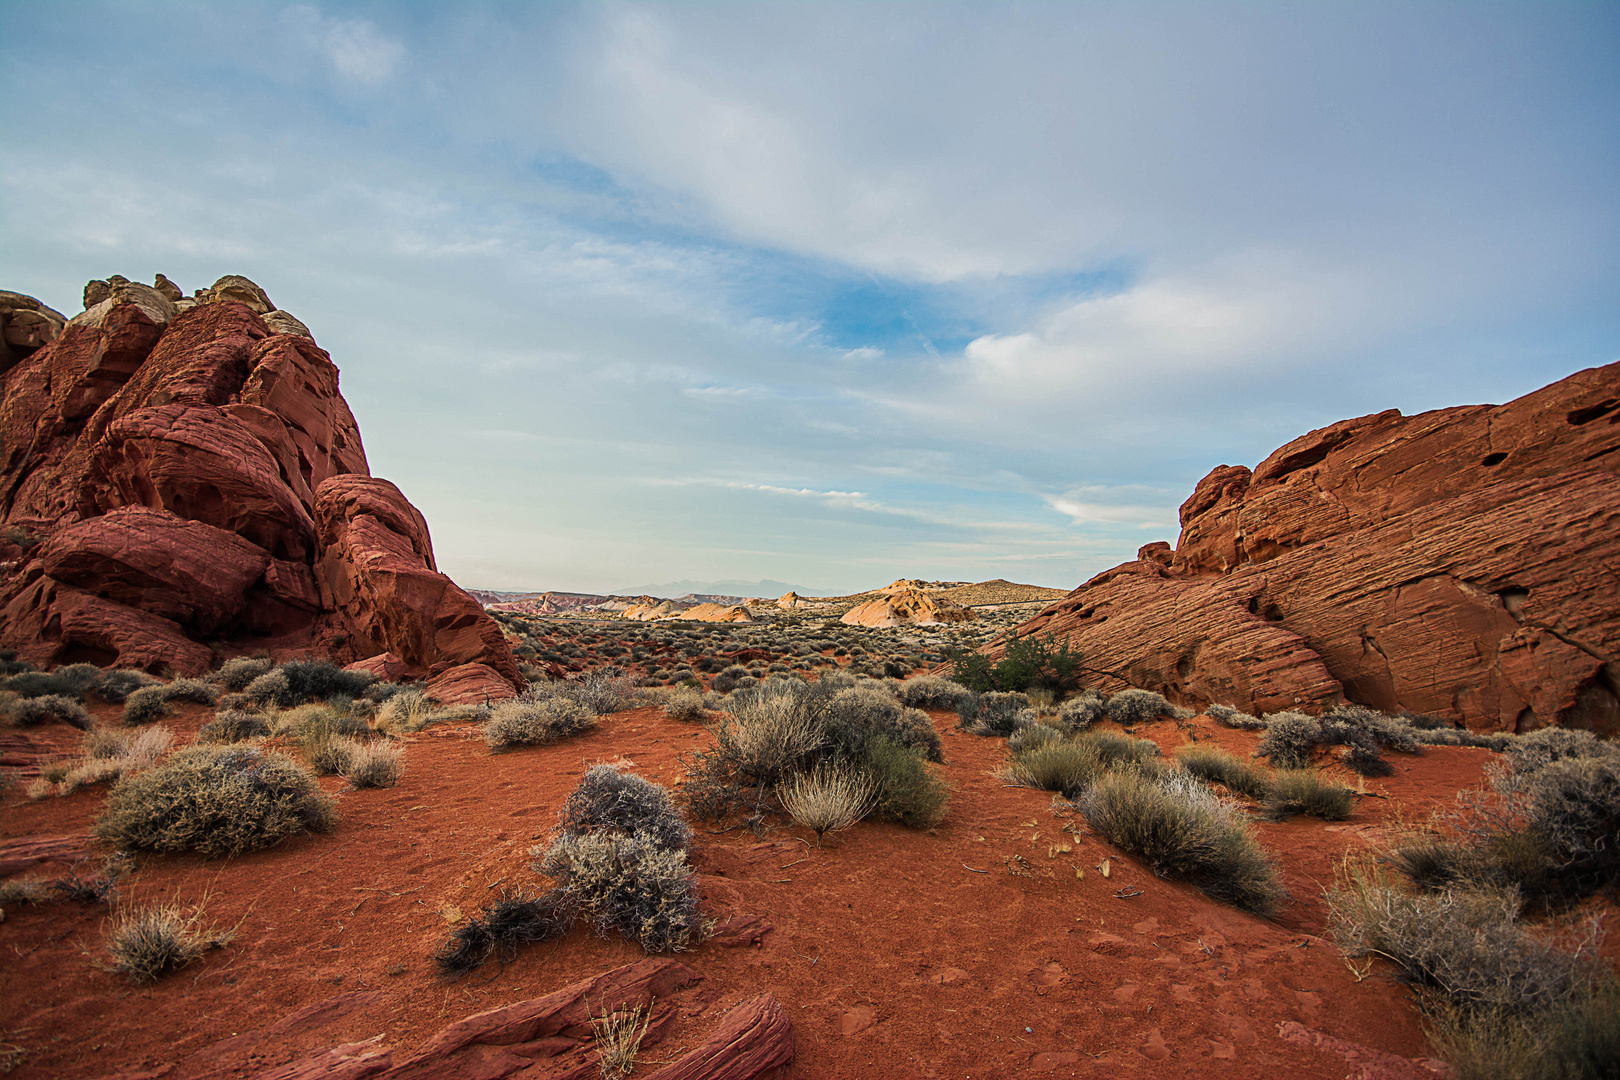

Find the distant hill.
[{"left": 607, "top": 579, "right": 835, "bottom": 599}]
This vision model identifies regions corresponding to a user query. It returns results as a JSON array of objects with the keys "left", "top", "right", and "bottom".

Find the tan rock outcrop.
[
  {"left": 842, "top": 587, "right": 973, "bottom": 628},
  {"left": 996, "top": 362, "right": 1620, "bottom": 733},
  {"left": 622, "top": 599, "right": 677, "bottom": 621},
  {"left": 678, "top": 602, "right": 755, "bottom": 623}
]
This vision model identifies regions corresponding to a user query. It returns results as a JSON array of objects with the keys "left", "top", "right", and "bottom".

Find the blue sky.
[{"left": 3, "top": 1, "right": 1617, "bottom": 594}]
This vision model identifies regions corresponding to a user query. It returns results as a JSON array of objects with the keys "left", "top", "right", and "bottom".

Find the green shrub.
[
  {"left": 483, "top": 697, "right": 597, "bottom": 750},
  {"left": 1263, "top": 769, "right": 1354, "bottom": 820},
  {"left": 535, "top": 830, "right": 703, "bottom": 953},
  {"left": 214, "top": 657, "right": 274, "bottom": 691},
  {"left": 820, "top": 688, "right": 943, "bottom": 764},
  {"left": 859, "top": 735, "right": 951, "bottom": 829},
  {"left": 1106, "top": 689, "right": 1191, "bottom": 725},
  {"left": 1054, "top": 691, "right": 1108, "bottom": 733},
  {"left": 1206, "top": 703, "right": 1265, "bottom": 730},
  {"left": 949, "top": 635, "right": 1081, "bottom": 694},
  {"left": 1080, "top": 771, "right": 1286, "bottom": 916},
  {"left": 94, "top": 746, "right": 337, "bottom": 857},
  {"left": 96, "top": 668, "right": 159, "bottom": 704},
  {"left": 1176, "top": 743, "right": 1273, "bottom": 800},
  {"left": 1077, "top": 729, "right": 1160, "bottom": 769},
  {"left": 4, "top": 693, "right": 92, "bottom": 730},
  {"left": 1256, "top": 711, "right": 1322, "bottom": 768},
  {"left": 897, "top": 675, "right": 973, "bottom": 710},
  {"left": 1005, "top": 740, "right": 1105, "bottom": 798},
  {"left": 1008, "top": 723, "right": 1063, "bottom": 755}
]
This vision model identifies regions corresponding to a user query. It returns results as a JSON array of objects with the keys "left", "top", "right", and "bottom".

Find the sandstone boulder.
[
  {"left": 842, "top": 587, "right": 972, "bottom": 628},
  {"left": 678, "top": 602, "right": 755, "bottom": 623},
  {"left": 0, "top": 291, "right": 66, "bottom": 373},
  {"left": 995, "top": 362, "right": 1620, "bottom": 733},
  {"left": 0, "top": 275, "right": 519, "bottom": 689},
  {"left": 261, "top": 309, "right": 313, "bottom": 338}
]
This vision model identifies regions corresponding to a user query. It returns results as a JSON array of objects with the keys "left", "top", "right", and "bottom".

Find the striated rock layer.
[
  {"left": 0, "top": 275, "right": 520, "bottom": 699},
  {"left": 1001, "top": 362, "right": 1620, "bottom": 733}
]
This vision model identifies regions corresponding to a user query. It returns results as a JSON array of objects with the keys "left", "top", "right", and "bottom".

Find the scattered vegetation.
[
  {"left": 103, "top": 899, "right": 234, "bottom": 984},
  {"left": 484, "top": 696, "right": 597, "bottom": 750},
  {"left": 1175, "top": 743, "right": 1273, "bottom": 800},
  {"left": 1079, "top": 771, "right": 1287, "bottom": 916},
  {"left": 1262, "top": 769, "right": 1354, "bottom": 821},
  {"left": 1206, "top": 703, "right": 1265, "bottom": 729},
  {"left": 94, "top": 746, "right": 337, "bottom": 857}
]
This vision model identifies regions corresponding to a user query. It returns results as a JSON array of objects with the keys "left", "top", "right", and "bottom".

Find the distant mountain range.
[{"left": 606, "top": 579, "right": 836, "bottom": 599}]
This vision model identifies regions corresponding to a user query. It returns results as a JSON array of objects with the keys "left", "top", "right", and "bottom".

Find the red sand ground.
[{"left": 0, "top": 698, "right": 1573, "bottom": 1079}]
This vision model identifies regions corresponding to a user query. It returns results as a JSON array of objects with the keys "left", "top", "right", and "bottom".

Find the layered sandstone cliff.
[
  {"left": 0, "top": 274, "right": 520, "bottom": 703},
  {"left": 1001, "top": 363, "right": 1620, "bottom": 733}
]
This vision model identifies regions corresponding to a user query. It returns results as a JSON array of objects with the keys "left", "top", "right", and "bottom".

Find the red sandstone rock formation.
[
  {"left": 1000, "top": 362, "right": 1620, "bottom": 733},
  {"left": 0, "top": 275, "right": 520, "bottom": 696}
]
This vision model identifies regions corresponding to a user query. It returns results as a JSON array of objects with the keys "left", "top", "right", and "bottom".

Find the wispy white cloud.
[{"left": 283, "top": 5, "right": 407, "bottom": 85}]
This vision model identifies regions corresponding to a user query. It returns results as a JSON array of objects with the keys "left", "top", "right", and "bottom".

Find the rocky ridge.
[
  {"left": 994, "top": 362, "right": 1620, "bottom": 732},
  {"left": 0, "top": 273, "right": 520, "bottom": 702}
]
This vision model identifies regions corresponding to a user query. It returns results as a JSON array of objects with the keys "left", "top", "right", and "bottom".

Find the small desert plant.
[
  {"left": 1256, "top": 711, "right": 1322, "bottom": 768},
  {"left": 95, "top": 746, "right": 337, "bottom": 857},
  {"left": 484, "top": 697, "right": 597, "bottom": 750},
  {"left": 1106, "top": 688, "right": 1191, "bottom": 725},
  {"left": 556, "top": 765, "right": 691, "bottom": 852},
  {"left": 663, "top": 686, "right": 707, "bottom": 721},
  {"left": 1008, "top": 723, "right": 1063, "bottom": 755},
  {"left": 722, "top": 691, "right": 823, "bottom": 786},
  {"left": 304, "top": 733, "right": 358, "bottom": 776},
  {"left": 60, "top": 726, "right": 173, "bottom": 794},
  {"left": 779, "top": 764, "right": 877, "bottom": 843},
  {"left": 434, "top": 889, "right": 576, "bottom": 975},
  {"left": 1079, "top": 771, "right": 1286, "bottom": 916},
  {"left": 213, "top": 656, "right": 274, "bottom": 691},
  {"left": 536, "top": 830, "right": 704, "bottom": 953},
  {"left": 161, "top": 677, "right": 220, "bottom": 706},
  {"left": 1077, "top": 729, "right": 1161, "bottom": 769},
  {"left": 120, "top": 685, "right": 171, "bottom": 726},
  {"left": 819, "top": 688, "right": 943, "bottom": 764},
  {"left": 859, "top": 735, "right": 951, "bottom": 829},
  {"left": 4, "top": 693, "right": 92, "bottom": 730},
  {"left": 104, "top": 899, "right": 233, "bottom": 984},
  {"left": 548, "top": 670, "right": 636, "bottom": 715},
  {"left": 341, "top": 740, "right": 403, "bottom": 788},
  {"left": 1263, "top": 769, "right": 1354, "bottom": 820},
  {"left": 1176, "top": 743, "right": 1273, "bottom": 800},
  {"left": 1055, "top": 691, "right": 1108, "bottom": 733},
  {"left": 1206, "top": 703, "right": 1265, "bottom": 730},
  {"left": 962, "top": 691, "right": 1032, "bottom": 736},
  {"left": 897, "top": 675, "right": 974, "bottom": 710},
  {"left": 593, "top": 1001, "right": 655, "bottom": 1080},
  {"left": 197, "top": 709, "right": 272, "bottom": 744},
  {"left": 94, "top": 668, "right": 160, "bottom": 704},
  {"left": 1005, "top": 740, "right": 1105, "bottom": 798}
]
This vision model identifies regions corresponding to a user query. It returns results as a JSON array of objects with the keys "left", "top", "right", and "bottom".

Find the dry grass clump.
[
  {"left": 484, "top": 697, "right": 597, "bottom": 750},
  {"left": 861, "top": 735, "right": 952, "bottom": 829},
  {"left": 662, "top": 686, "right": 707, "bottom": 722},
  {"left": 1263, "top": 769, "right": 1354, "bottom": 820},
  {"left": 779, "top": 764, "right": 877, "bottom": 844},
  {"left": 1077, "top": 729, "right": 1161, "bottom": 769},
  {"left": 1054, "top": 691, "right": 1108, "bottom": 733},
  {"left": 593, "top": 1002, "right": 654, "bottom": 1080},
  {"left": 197, "top": 709, "right": 272, "bottom": 744},
  {"left": 59, "top": 726, "right": 173, "bottom": 795},
  {"left": 340, "top": 739, "right": 404, "bottom": 788},
  {"left": 956, "top": 690, "right": 1032, "bottom": 736},
  {"left": 1175, "top": 743, "right": 1274, "bottom": 800},
  {"left": 103, "top": 899, "right": 233, "bottom": 984},
  {"left": 1079, "top": 771, "right": 1286, "bottom": 916},
  {"left": 1003, "top": 739, "right": 1105, "bottom": 798},
  {"left": 1007, "top": 723, "right": 1062, "bottom": 755},
  {"left": 94, "top": 746, "right": 337, "bottom": 857}
]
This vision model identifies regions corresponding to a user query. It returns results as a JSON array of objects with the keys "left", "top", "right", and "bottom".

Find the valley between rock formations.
[{"left": 1, "top": 275, "right": 1617, "bottom": 1080}]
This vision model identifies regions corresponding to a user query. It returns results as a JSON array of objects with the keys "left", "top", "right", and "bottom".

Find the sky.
[{"left": 2, "top": 1, "right": 1617, "bottom": 596}]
